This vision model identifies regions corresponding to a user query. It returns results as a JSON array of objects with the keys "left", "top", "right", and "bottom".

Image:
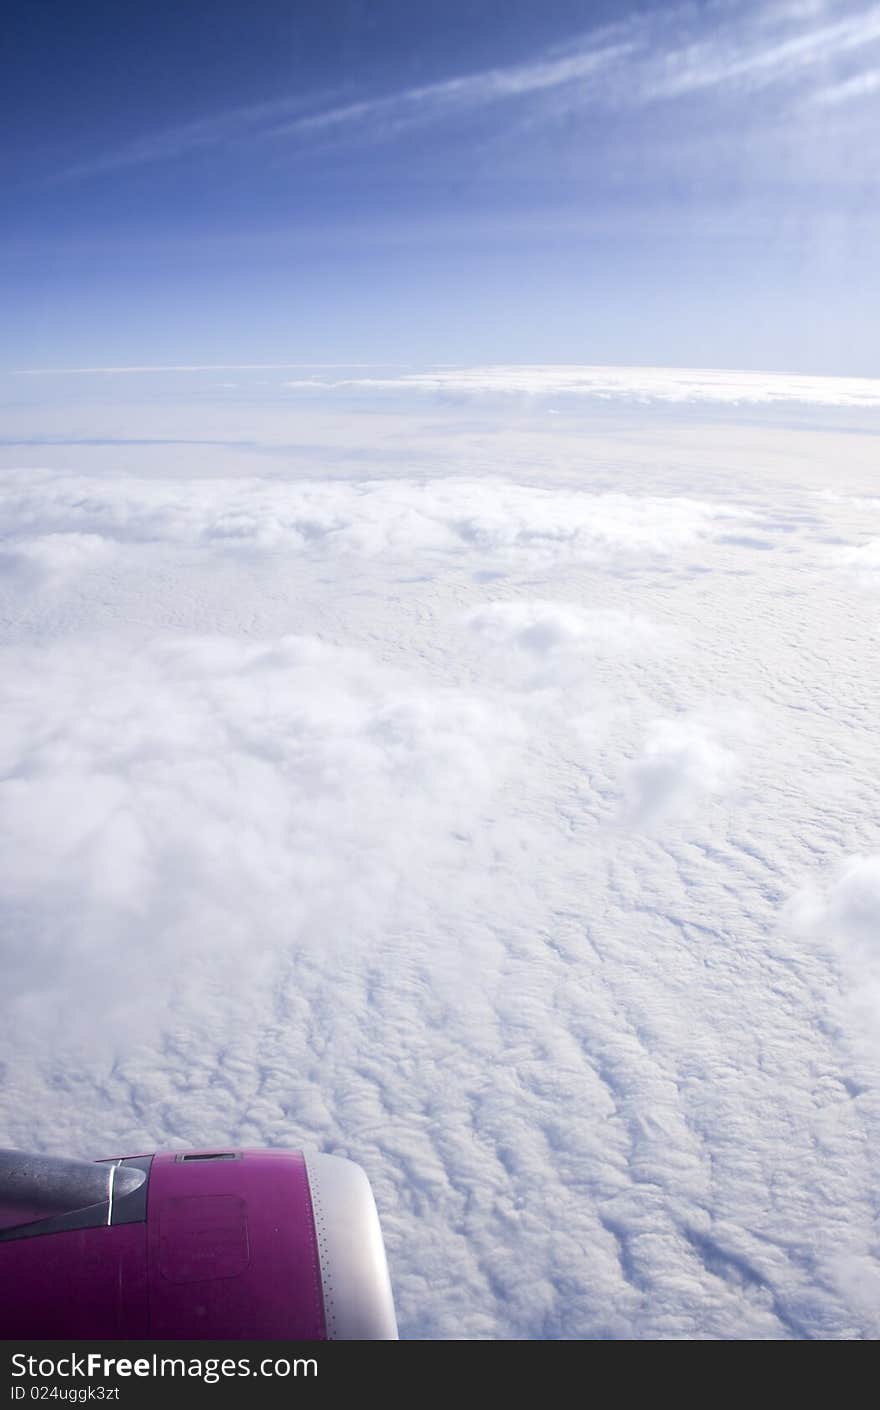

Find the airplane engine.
[{"left": 0, "top": 1147, "right": 398, "bottom": 1340}]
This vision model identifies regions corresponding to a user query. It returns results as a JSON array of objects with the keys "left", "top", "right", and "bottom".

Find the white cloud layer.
[
  {"left": 285, "top": 363, "right": 880, "bottom": 408},
  {"left": 0, "top": 469, "right": 754, "bottom": 565},
  {"left": 1, "top": 633, "right": 521, "bottom": 1049},
  {"left": 2, "top": 394, "right": 880, "bottom": 1339}
]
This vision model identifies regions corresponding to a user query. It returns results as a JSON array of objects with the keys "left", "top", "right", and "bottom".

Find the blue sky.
[{"left": 3, "top": 0, "right": 880, "bottom": 374}]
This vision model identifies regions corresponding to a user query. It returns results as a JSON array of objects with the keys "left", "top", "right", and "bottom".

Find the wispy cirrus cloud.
[
  {"left": 641, "top": 3, "right": 880, "bottom": 101},
  {"left": 264, "top": 36, "right": 634, "bottom": 140},
  {"left": 811, "top": 66, "right": 880, "bottom": 104},
  {"left": 57, "top": 26, "right": 633, "bottom": 180},
  {"left": 57, "top": 93, "right": 325, "bottom": 181},
  {"left": 56, "top": 2, "right": 880, "bottom": 181}
]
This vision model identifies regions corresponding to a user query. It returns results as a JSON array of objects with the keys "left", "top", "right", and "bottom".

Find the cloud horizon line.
[
  {"left": 10, "top": 362, "right": 411, "bottom": 376},
  {"left": 11, "top": 360, "right": 880, "bottom": 406},
  {"left": 281, "top": 362, "right": 880, "bottom": 408}
]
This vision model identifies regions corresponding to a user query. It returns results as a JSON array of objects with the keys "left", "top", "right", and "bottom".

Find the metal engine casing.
[{"left": 0, "top": 1147, "right": 398, "bottom": 1340}]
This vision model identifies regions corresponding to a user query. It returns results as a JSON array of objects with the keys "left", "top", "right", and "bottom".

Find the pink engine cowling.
[{"left": 0, "top": 1147, "right": 398, "bottom": 1340}]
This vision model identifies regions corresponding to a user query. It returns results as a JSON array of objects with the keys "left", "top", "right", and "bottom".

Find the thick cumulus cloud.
[
  {"left": 789, "top": 856, "right": 880, "bottom": 1045},
  {"left": 1, "top": 632, "right": 522, "bottom": 1050},
  {"left": 3, "top": 401, "right": 880, "bottom": 1340},
  {"left": 819, "top": 493, "right": 880, "bottom": 588},
  {"left": 0, "top": 532, "right": 111, "bottom": 588},
  {"left": 467, "top": 600, "right": 675, "bottom": 694},
  {"left": 832, "top": 539, "right": 880, "bottom": 585},
  {"left": 468, "top": 601, "right": 666, "bottom": 656},
  {"left": 0, "top": 469, "right": 754, "bottom": 567},
  {"left": 623, "top": 713, "right": 746, "bottom": 827},
  {"left": 823, "top": 856, "right": 880, "bottom": 957}
]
